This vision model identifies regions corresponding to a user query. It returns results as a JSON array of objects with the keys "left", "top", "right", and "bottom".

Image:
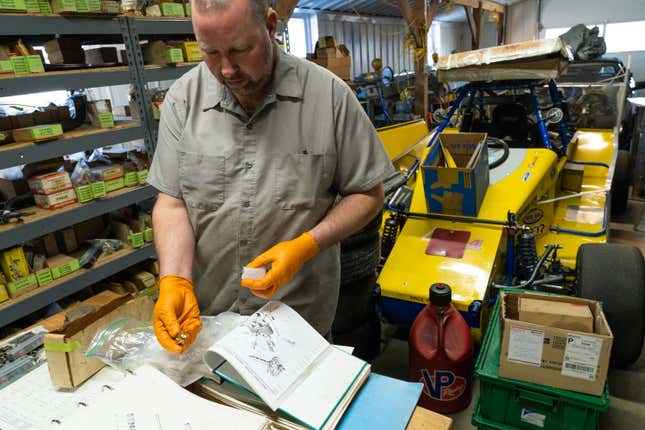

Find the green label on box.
[
  {"left": 0, "top": 0, "right": 27, "bottom": 10},
  {"left": 55, "top": 0, "right": 76, "bottom": 10},
  {"left": 88, "top": 0, "right": 99, "bottom": 10},
  {"left": 129, "top": 232, "right": 145, "bottom": 248},
  {"left": 38, "top": 0, "right": 52, "bottom": 12},
  {"left": 105, "top": 177, "right": 125, "bottom": 193},
  {"left": 137, "top": 169, "right": 148, "bottom": 184},
  {"left": 91, "top": 181, "right": 106, "bottom": 197},
  {"left": 31, "top": 124, "right": 63, "bottom": 139},
  {"left": 165, "top": 48, "right": 184, "bottom": 64},
  {"left": 36, "top": 269, "right": 53, "bottom": 287},
  {"left": 133, "top": 285, "right": 158, "bottom": 298},
  {"left": 51, "top": 259, "right": 80, "bottom": 279},
  {"left": 27, "top": 56, "right": 45, "bottom": 73},
  {"left": 75, "top": 0, "right": 89, "bottom": 11},
  {"left": 10, "top": 57, "right": 29, "bottom": 75},
  {"left": 144, "top": 227, "right": 154, "bottom": 242},
  {"left": 0, "top": 131, "right": 7, "bottom": 141},
  {"left": 101, "top": 0, "right": 118, "bottom": 13},
  {"left": 25, "top": 0, "right": 39, "bottom": 12},
  {"left": 184, "top": 3, "right": 190, "bottom": 16},
  {"left": 161, "top": 2, "right": 184, "bottom": 16},
  {"left": 8, "top": 275, "right": 37, "bottom": 295},
  {"left": 98, "top": 112, "right": 115, "bottom": 128},
  {"left": 124, "top": 172, "right": 138, "bottom": 187},
  {"left": 75, "top": 185, "right": 94, "bottom": 203},
  {"left": 0, "top": 60, "right": 12, "bottom": 73}
]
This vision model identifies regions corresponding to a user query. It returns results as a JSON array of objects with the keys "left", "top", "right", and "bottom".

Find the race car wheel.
[
  {"left": 576, "top": 243, "right": 645, "bottom": 368},
  {"left": 333, "top": 311, "right": 381, "bottom": 362},
  {"left": 341, "top": 211, "right": 383, "bottom": 251},
  {"left": 611, "top": 149, "right": 631, "bottom": 216},
  {"left": 340, "top": 235, "right": 380, "bottom": 285},
  {"left": 332, "top": 273, "right": 378, "bottom": 334}
]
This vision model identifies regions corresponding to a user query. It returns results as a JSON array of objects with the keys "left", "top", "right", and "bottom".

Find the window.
[
  {"left": 605, "top": 21, "right": 645, "bottom": 53},
  {"left": 287, "top": 17, "right": 308, "bottom": 58}
]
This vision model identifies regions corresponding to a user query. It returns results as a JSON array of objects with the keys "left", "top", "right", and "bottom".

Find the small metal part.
[{"left": 175, "top": 332, "right": 188, "bottom": 345}]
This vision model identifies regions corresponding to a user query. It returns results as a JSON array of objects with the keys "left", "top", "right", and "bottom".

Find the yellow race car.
[{"left": 376, "top": 75, "right": 644, "bottom": 369}]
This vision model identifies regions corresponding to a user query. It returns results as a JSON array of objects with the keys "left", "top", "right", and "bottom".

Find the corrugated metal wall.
[{"left": 316, "top": 12, "right": 414, "bottom": 78}]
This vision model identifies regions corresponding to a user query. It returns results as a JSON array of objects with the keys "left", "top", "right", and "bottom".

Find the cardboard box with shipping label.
[
  {"left": 28, "top": 171, "right": 72, "bottom": 195},
  {"left": 499, "top": 291, "right": 613, "bottom": 396},
  {"left": 7, "top": 274, "right": 38, "bottom": 298},
  {"left": 34, "top": 188, "right": 77, "bottom": 209},
  {"left": 90, "top": 164, "right": 124, "bottom": 182},
  {"left": 44, "top": 292, "right": 154, "bottom": 389},
  {"left": 519, "top": 297, "right": 593, "bottom": 333},
  {"left": 13, "top": 123, "right": 63, "bottom": 143}
]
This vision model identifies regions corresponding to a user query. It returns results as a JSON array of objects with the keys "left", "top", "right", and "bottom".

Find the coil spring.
[
  {"left": 517, "top": 230, "right": 538, "bottom": 281},
  {"left": 381, "top": 213, "right": 400, "bottom": 259}
]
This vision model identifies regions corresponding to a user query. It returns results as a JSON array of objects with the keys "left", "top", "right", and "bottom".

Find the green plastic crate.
[{"left": 472, "top": 297, "right": 609, "bottom": 430}]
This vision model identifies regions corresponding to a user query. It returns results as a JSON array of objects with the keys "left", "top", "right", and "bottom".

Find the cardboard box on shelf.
[
  {"left": 317, "top": 35, "right": 336, "bottom": 49},
  {"left": 1, "top": 246, "right": 30, "bottom": 282},
  {"left": 179, "top": 41, "right": 200, "bottom": 62},
  {"left": 519, "top": 297, "right": 594, "bottom": 333},
  {"left": 499, "top": 291, "right": 613, "bottom": 396},
  {"left": 165, "top": 48, "right": 184, "bottom": 64},
  {"left": 25, "top": 55, "right": 44, "bottom": 73},
  {"left": 89, "top": 164, "right": 124, "bottom": 182},
  {"left": 0, "top": 0, "right": 27, "bottom": 11},
  {"left": 132, "top": 271, "right": 156, "bottom": 290},
  {"left": 100, "top": 0, "right": 120, "bottom": 13},
  {"left": 9, "top": 112, "right": 35, "bottom": 129},
  {"left": 142, "top": 40, "right": 170, "bottom": 65},
  {"left": 74, "top": 217, "right": 106, "bottom": 244},
  {"left": 74, "top": 184, "right": 94, "bottom": 203},
  {"left": 0, "top": 283, "right": 9, "bottom": 303},
  {"left": 38, "top": 0, "right": 52, "bottom": 12},
  {"left": 84, "top": 47, "right": 118, "bottom": 65},
  {"left": 46, "top": 254, "right": 80, "bottom": 279},
  {"left": 27, "top": 171, "right": 73, "bottom": 195},
  {"left": 160, "top": 1, "right": 184, "bottom": 16},
  {"left": 7, "top": 274, "right": 38, "bottom": 298},
  {"left": 43, "top": 37, "right": 85, "bottom": 65},
  {"left": 87, "top": 100, "right": 115, "bottom": 129},
  {"left": 0, "top": 178, "right": 29, "bottom": 200},
  {"left": 104, "top": 177, "right": 125, "bottom": 193},
  {"left": 57, "top": 227, "right": 79, "bottom": 254},
  {"left": 12, "top": 124, "right": 63, "bottom": 143},
  {"left": 31, "top": 234, "right": 60, "bottom": 257},
  {"left": 34, "top": 188, "right": 77, "bottom": 210},
  {"left": 35, "top": 268, "right": 53, "bottom": 287},
  {"left": 10, "top": 56, "right": 29, "bottom": 75},
  {"left": 44, "top": 291, "right": 154, "bottom": 389}
]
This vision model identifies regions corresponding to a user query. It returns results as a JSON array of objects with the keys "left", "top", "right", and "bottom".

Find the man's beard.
[{"left": 225, "top": 38, "right": 273, "bottom": 97}]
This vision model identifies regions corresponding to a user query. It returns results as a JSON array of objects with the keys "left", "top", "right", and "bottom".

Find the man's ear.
[{"left": 266, "top": 7, "right": 278, "bottom": 40}]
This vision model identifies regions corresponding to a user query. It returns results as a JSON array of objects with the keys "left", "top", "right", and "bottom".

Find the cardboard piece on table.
[{"left": 519, "top": 297, "right": 594, "bottom": 333}]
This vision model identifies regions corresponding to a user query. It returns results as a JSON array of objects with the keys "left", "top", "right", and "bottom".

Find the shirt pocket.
[
  {"left": 275, "top": 153, "right": 328, "bottom": 210},
  {"left": 179, "top": 152, "right": 225, "bottom": 210}
]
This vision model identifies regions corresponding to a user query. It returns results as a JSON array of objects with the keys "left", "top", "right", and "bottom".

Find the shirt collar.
[{"left": 202, "top": 44, "right": 303, "bottom": 111}]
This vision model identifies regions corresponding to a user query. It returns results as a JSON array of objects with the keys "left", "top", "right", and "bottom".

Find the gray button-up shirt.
[{"left": 148, "top": 48, "right": 395, "bottom": 335}]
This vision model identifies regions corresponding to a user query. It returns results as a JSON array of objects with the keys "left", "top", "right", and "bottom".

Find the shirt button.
[
  {"left": 242, "top": 201, "right": 250, "bottom": 208},
  {"left": 246, "top": 123, "right": 252, "bottom": 130},
  {"left": 245, "top": 162, "right": 253, "bottom": 170}
]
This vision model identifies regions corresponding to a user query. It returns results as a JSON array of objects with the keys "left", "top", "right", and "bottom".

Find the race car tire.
[
  {"left": 611, "top": 149, "right": 631, "bottom": 216},
  {"left": 333, "top": 311, "right": 382, "bottom": 362},
  {"left": 332, "top": 273, "right": 378, "bottom": 334},
  {"left": 340, "top": 235, "right": 380, "bottom": 285},
  {"left": 340, "top": 211, "right": 383, "bottom": 251},
  {"left": 576, "top": 243, "right": 645, "bottom": 368}
]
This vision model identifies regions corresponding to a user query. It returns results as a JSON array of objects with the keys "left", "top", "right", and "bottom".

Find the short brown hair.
[{"left": 192, "top": 0, "right": 268, "bottom": 24}]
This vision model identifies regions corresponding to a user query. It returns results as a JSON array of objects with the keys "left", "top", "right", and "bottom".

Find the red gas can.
[{"left": 409, "top": 283, "right": 473, "bottom": 414}]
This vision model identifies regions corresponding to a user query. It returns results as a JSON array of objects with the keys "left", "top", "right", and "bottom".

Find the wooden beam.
[
  {"left": 452, "top": 0, "right": 479, "bottom": 8},
  {"left": 464, "top": 5, "right": 483, "bottom": 50},
  {"left": 497, "top": 7, "right": 506, "bottom": 45},
  {"left": 481, "top": 0, "right": 505, "bottom": 14},
  {"left": 274, "top": 0, "right": 298, "bottom": 22}
]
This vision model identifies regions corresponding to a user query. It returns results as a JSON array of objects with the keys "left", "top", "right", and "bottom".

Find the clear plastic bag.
[{"left": 86, "top": 312, "right": 246, "bottom": 386}]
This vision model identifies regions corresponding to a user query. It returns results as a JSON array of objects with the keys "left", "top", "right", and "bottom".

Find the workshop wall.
[{"left": 316, "top": 12, "right": 413, "bottom": 78}]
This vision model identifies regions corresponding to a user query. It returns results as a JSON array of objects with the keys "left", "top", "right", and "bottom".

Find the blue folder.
[{"left": 337, "top": 373, "right": 423, "bottom": 430}]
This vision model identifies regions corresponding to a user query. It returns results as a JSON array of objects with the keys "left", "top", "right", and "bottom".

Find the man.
[{"left": 148, "top": 0, "right": 395, "bottom": 353}]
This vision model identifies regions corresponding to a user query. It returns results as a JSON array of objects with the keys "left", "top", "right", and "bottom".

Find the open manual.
[{"left": 203, "top": 301, "right": 371, "bottom": 430}]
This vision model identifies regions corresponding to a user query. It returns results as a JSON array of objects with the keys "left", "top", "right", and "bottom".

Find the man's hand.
[
  {"left": 153, "top": 275, "right": 202, "bottom": 353},
  {"left": 241, "top": 232, "right": 320, "bottom": 299}
]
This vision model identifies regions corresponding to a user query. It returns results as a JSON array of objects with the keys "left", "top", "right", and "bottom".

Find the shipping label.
[
  {"left": 508, "top": 326, "right": 544, "bottom": 367},
  {"left": 561, "top": 334, "right": 602, "bottom": 381}
]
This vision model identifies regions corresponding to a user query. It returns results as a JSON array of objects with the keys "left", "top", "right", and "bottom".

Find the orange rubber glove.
[
  {"left": 241, "top": 232, "right": 320, "bottom": 299},
  {"left": 153, "top": 275, "right": 202, "bottom": 354}
]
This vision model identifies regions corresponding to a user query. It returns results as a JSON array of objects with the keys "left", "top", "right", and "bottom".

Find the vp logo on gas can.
[{"left": 420, "top": 369, "right": 467, "bottom": 401}]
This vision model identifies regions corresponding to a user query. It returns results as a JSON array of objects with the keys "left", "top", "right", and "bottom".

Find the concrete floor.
[{"left": 371, "top": 198, "right": 645, "bottom": 429}]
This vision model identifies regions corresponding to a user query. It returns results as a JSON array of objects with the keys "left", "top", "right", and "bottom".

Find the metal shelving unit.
[
  {"left": 0, "top": 244, "right": 156, "bottom": 327},
  {"left": 131, "top": 17, "right": 193, "bottom": 35},
  {"left": 143, "top": 62, "right": 200, "bottom": 82},
  {"left": 0, "top": 122, "right": 143, "bottom": 170},
  {"left": 0, "top": 67, "right": 131, "bottom": 97},
  {"left": 0, "top": 16, "right": 161, "bottom": 328},
  {"left": 0, "top": 14, "right": 124, "bottom": 35}
]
